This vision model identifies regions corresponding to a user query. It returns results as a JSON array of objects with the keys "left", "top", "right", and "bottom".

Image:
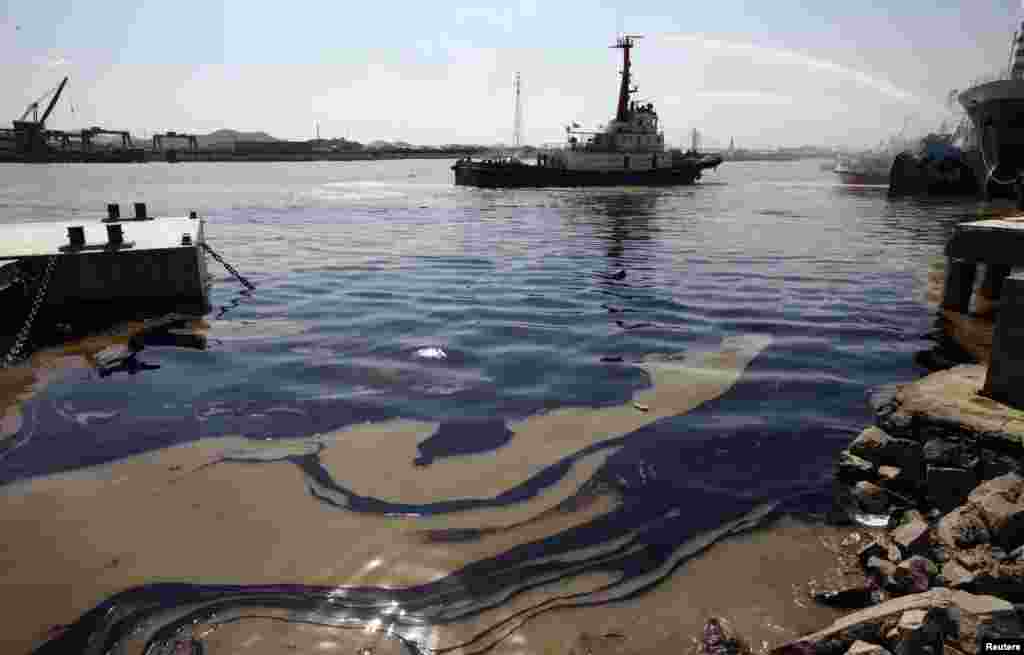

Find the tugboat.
[{"left": 451, "top": 36, "right": 722, "bottom": 188}]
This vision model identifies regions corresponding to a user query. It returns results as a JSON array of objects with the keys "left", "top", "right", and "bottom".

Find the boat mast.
[{"left": 611, "top": 35, "right": 642, "bottom": 122}]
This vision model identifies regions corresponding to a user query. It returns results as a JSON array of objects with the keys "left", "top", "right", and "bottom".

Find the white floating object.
[
  {"left": 851, "top": 512, "right": 890, "bottom": 528},
  {"left": 414, "top": 347, "right": 447, "bottom": 360}
]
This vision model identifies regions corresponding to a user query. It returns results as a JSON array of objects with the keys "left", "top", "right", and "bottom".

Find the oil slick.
[{"left": 0, "top": 334, "right": 790, "bottom": 655}]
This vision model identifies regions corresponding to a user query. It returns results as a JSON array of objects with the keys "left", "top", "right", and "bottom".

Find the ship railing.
[{"left": 964, "top": 72, "right": 1011, "bottom": 89}]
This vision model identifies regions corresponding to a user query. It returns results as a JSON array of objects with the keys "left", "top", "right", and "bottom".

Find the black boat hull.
[{"left": 451, "top": 160, "right": 713, "bottom": 188}]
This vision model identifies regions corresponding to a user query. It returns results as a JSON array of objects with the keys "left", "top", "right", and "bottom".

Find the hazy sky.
[{"left": 2, "top": 1, "right": 1022, "bottom": 148}]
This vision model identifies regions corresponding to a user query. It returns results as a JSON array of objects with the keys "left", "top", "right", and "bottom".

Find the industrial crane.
[
  {"left": 15, "top": 76, "right": 69, "bottom": 128},
  {"left": 11, "top": 76, "right": 69, "bottom": 159}
]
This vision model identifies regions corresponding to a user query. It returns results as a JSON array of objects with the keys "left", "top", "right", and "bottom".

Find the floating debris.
[{"left": 413, "top": 346, "right": 447, "bottom": 360}]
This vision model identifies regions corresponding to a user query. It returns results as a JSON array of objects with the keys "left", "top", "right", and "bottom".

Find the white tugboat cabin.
[{"left": 540, "top": 35, "right": 673, "bottom": 173}]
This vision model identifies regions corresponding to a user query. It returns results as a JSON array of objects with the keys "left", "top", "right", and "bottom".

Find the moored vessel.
[
  {"left": 452, "top": 36, "right": 722, "bottom": 188},
  {"left": 833, "top": 153, "right": 892, "bottom": 185},
  {"left": 957, "top": 24, "right": 1024, "bottom": 199}
]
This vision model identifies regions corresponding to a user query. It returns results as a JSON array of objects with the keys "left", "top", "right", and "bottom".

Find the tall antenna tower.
[{"left": 513, "top": 72, "right": 523, "bottom": 148}]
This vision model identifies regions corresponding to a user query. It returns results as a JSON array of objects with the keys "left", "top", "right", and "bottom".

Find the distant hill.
[
  {"left": 366, "top": 139, "right": 418, "bottom": 150},
  {"left": 198, "top": 129, "right": 279, "bottom": 148}
]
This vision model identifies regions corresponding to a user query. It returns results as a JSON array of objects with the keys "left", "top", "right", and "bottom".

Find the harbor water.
[{"left": 0, "top": 160, "right": 1009, "bottom": 654}]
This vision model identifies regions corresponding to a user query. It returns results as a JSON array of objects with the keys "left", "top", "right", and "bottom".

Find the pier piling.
[
  {"left": 982, "top": 272, "right": 1024, "bottom": 409},
  {"left": 941, "top": 258, "right": 978, "bottom": 313}
]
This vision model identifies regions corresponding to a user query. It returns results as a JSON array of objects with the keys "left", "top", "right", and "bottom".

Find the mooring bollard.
[
  {"left": 67, "top": 226, "right": 85, "bottom": 248},
  {"left": 983, "top": 272, "right": 1024, "bottom": 409},
  {"left": 941, "top": 258, "right": 979, "bottom": 314},
  {"left": 106, "top": 203, "right": 121, "bottom": 222},
  {"left": 134, "top": 202, "right": 147, "bottom": 220},
  {"left": 106, "top": 224, "right": 124, "bottom": 246}
]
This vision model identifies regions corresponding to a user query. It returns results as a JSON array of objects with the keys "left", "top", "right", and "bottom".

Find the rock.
[
  {"left": 914, "top": 348, "right": 960, "bottom": 372},
  {"left": 971, "top": 494, "right": 1024, "bottom": 550},
  {"left": 867, "top": 556, "right": 899, "bottom": 578},
  {"left": 922, "top": 439, "right": 976, "bottom": 469},
  {"left": 926, "top": 466, "right": 977, "bottom": 513},
  {"left": 940, "top": 560, "right": 976, "bottom": 589},
  {"left": 859, "top": 540, "right": 902, "bottom": 567},
  {"left": 839, "top": 451, "right": 878, "bottom": 482},
  {"left": 869, "top": 384, "right": 903, "bottom": 417},
  {"left": 878, "top": 465, "right": 903, "bottom": 483},
  {"left": 849, "top": 429, "right": 923, "bottom": 479},
  {"left": 968, "top": 473, "right": 1024, "bottom": 504},
  {"left": 859, "top": 541, "right": 887, "bottom": 567},
  {"left": 698, "top": 617, "right": 752, "bottom": 655},
  {"left": 93, "top": 343, "right": 140, "bottom": 371},
  {"left": 977, "top": 450, "right": 1022, "bottom": 481},
  {"left": 955, "top": 547, "right": 991, "bottom": 571},
  {"left": 892, "top": 557, "right": 938, "bottom": 594},
  {"left": 894, "top": 607, "right": 959, "bottom": 655},
  {"left": 845, "top": 641, "right": 891, "bottom": 655},
  {"left": 854, "top": 481, "right": 893, "bottom": 515},
  {"left": 896, "top": 608, "right": 927, "bottom": 634},
  {"left": 936, "top": 506, "right": 991, "bottom": 549},
  {"left": 813, "top": 640, "right": 850, "bottom": 655},
  {"left": 814, "top": 588, "right": 877, "bottom": 610},
  {"left": 771, "top": 590, "right": 1018, "bottom": 655},
  {"left": 877, "top": 365, "right": 1024, "bottom": 454},
  {"left": 891, "top": 515, "right": 931, "bottom": 555},
  {"left": 969, "top": 560, "right": 1024, "bottom": 598}
]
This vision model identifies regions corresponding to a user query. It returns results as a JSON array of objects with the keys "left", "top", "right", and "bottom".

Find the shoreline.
[
  {"left": 0, "top": 150, "right": 479, "bottom": 164},
  {"left": 717, "top": 269, "right": 1024, "bottom": 655}
]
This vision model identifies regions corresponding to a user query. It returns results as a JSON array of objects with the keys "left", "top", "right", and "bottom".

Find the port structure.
[
  {"left": 2, "top": 76, "right": 143, "bottom": 162},
  {"left": 152, "top": 132, "right": 199, "bottom": 153}
]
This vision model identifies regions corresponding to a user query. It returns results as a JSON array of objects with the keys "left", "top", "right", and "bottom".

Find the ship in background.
[
  {"left": 451, "top": 36, "right": 722, "bottom": 188},
  {"left": 957, "top": 21, "right": 1024, "bottom": 200},
  {"left": 833, "top": 152, "right": 893, "bottom": 185},
  {"left": 890, "top": 19, "right": 1024, "bottom": 200}
]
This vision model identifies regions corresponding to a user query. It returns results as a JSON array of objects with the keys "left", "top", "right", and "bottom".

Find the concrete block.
[
  {"left": 983, "top": 273, "right": 1024, "bottom": 409},
  {"left": 941, "top": 258, "right": 977, "bottom": 314}
]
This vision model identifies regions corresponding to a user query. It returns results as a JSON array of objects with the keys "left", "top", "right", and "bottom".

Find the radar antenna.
[{"left": 611, "top": 35, "right": 643, "bottom": 122}]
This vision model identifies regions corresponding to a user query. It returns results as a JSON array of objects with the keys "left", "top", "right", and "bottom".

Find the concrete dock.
[
  {"left": 941, "top": 217, "right": 1024, "bottom": 409},
  {"left": 0, "top": 206, "right": 210, "bottom": 331}
]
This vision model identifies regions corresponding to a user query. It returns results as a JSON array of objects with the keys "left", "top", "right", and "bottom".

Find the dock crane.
[{"left": 12, "top": 76, "right": 69, "bottom": 159}]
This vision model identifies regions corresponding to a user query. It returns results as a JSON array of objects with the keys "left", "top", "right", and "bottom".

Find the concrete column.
[
  {"left": 983, "top": 272, "right": 1024, "bottom": 409},
  {"left": 941, "top": 258, "right": 978, "bottom": 313}
]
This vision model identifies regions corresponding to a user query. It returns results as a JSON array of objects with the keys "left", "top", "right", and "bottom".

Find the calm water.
[{"left": 0, "top": 160, "right": 1005, "bottom": 653}]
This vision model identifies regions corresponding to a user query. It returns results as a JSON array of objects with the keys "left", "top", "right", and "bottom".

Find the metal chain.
[
  {"left": 201, "top": 242, "right": 256, "bottom": 290},
  {"left": 2, "top": 255, "right": 58, "bottom": 368}
]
